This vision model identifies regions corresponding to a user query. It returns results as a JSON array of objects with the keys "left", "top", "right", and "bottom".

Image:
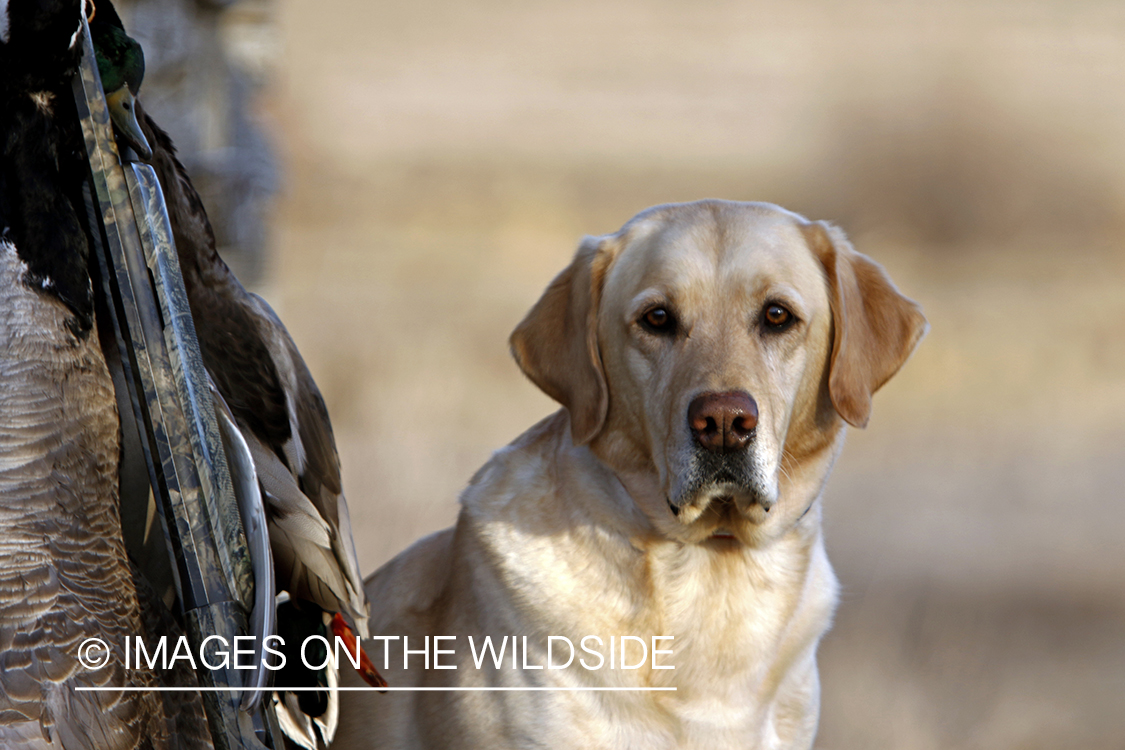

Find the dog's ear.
[
  {"left": 802, "top": 221, "right": 929, "bottom": 428},
  {"left": 510, "top": 237, "right": 615, "bottom": 445}
]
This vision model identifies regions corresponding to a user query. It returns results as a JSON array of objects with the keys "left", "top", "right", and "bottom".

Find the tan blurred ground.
[{"left": 260, "top": 0, "right": 1125, "bottom": 746}]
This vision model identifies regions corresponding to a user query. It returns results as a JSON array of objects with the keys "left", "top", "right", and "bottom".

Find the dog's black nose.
[{"left": 688, "top": 391, "right": 758, "bottom": 453}]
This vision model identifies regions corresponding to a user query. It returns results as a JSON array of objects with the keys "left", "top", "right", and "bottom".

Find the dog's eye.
[
  {"left": 762, "top": 304, "right": 793, "bottom": 330},
  {"left": 641, "top": 307, "right": 675, "bottom": 334}
]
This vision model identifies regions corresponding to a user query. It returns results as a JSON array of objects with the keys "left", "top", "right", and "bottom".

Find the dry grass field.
[{"left": 254, "top": 0, "right": 1125, "bottom": 746}]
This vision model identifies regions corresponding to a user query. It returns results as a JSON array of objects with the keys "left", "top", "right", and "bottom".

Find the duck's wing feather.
[
  {"left": 241, "top": 416, "right": 366, "bottom": 634},
  {"left": 245, "top": 295, "right": 368, "bottom": 628}
]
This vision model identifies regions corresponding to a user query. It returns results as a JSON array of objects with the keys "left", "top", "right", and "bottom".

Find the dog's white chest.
[{"left": 480, "top": 523, "right": 836, "bottom": 750}]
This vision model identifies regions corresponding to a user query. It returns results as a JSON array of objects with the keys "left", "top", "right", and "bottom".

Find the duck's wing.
[{"left": 242, "top": 293, "right": 369, "bottom": 638}]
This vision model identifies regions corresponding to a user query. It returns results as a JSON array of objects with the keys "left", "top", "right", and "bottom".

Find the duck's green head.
[{"left": 90, "top": 1, "right": 152, "bottom": 160}]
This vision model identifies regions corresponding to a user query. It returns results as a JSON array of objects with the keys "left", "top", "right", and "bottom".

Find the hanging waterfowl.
[
  {"left": 0, "top": 0, "right": 171, "bottom": 747},
  {"left": 92, "top": 3, "right": 386, "bottom": 746},
  {"left": 0, "top": 0, "right": 380, "bottom": 743}
]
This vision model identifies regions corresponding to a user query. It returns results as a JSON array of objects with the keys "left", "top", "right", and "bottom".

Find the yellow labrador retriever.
[{"left": 338, "top": 200, "right": 926, "bottom": 750}]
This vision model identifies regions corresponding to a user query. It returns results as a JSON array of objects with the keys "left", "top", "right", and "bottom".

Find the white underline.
[{"left": 76, "top": 686, "right": 676, "bottom": 692}]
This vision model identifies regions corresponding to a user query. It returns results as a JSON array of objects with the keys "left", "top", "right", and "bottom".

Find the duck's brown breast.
[{"left": 0, "top": 242, "right": 168, "bottom": 749}]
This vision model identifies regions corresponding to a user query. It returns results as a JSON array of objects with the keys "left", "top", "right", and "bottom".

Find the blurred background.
[{"left": 126, "top": 0, "right": 1125, "bottom": 747}]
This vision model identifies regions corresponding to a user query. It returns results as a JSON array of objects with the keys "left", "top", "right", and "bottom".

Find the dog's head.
[{"left": 511, "top": 201, "right": 927, "bottom": 545}]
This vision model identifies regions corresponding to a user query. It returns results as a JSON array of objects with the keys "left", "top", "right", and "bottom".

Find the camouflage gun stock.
[{"left": 71, "top": 15, "right": 281, "bottom": 750}]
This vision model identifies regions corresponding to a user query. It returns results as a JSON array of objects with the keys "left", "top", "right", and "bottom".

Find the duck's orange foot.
[{"left": 330, "top": 612, "right": 389, "bottom": 690}]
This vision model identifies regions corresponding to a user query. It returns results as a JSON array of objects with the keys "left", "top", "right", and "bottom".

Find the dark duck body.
[{"left": 0, "top": 1, "right": 169, "bottom": 747}]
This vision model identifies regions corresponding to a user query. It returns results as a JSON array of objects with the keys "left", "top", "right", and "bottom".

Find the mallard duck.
[
  {"left": 94, "top": 4, "right": 385, "bottom": 746},
  {"left": 0, "top": 1, "right": 172, "bottom": 747}
]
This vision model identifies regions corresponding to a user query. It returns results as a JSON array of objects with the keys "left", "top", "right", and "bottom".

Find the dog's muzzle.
[{"left": 669, "top": 390, "right": 774, "bottom": 517}]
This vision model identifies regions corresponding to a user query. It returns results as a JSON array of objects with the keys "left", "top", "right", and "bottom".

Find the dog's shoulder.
[
  {"left": 363, "top": 410, "right": 575, "bottom": 630},
  {"left": 460, "top": 409, "right": 571, "bottom": 518},
  {"left": 365, "top": 527, "right": 456, "bottom": 627}
]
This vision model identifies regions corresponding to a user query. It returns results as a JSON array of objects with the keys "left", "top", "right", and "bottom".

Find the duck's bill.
[{"left": 105, "top": 86, "right": 152, "bottom": 161}]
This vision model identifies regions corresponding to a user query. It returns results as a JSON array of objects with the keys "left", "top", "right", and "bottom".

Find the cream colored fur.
[{"left": 338, "top": 200, "right": 927, "bottom": 750}]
